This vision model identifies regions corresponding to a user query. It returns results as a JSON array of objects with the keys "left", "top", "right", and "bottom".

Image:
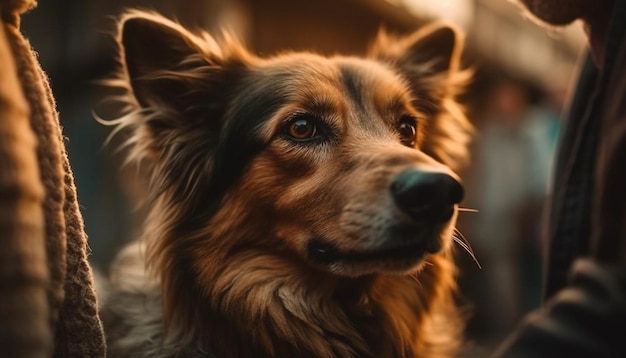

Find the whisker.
[
  {"left": 453, "top": 228, "right": 468, "bottom": 242},
  {"left": 409, "top": 273, "right": 424, "bottom": 289},
  {"left": 453, "top": 229, "right": 482, "bottom": 269},
  {"left": 458, "top": 207, "right": 479, "bottom": 213}
]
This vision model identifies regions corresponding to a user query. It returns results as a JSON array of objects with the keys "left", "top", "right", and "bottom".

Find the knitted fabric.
[{"left": 0, "top": 0, "right": 106, "bottom": 356}]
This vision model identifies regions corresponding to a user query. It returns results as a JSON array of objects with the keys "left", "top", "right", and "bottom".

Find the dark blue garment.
[{"left": 494, "top": 1, "right": 626, "bottom": 357}]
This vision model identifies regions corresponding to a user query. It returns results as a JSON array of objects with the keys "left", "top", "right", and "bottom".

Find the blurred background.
[{"left": 20, "top": 0, "right": 585, "bottom": 353}]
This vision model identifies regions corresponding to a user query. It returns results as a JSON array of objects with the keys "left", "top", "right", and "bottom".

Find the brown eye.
[
  {"left": 287, "top": 116, "right": 317, "bottom": 141},
  {"left": 398, "top": 116, "right": 417, "bottom": 147}
]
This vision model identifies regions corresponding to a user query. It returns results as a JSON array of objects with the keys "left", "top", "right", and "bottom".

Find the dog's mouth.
[{"left": 306, "top": 228, "right": 442, "bottom": 267}]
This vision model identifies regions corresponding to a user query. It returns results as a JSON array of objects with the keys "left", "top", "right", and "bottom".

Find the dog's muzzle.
[
  {"left": 390, "top": 169, "right": 464, "bottom": 223},
  {"left": 305, "top": 169, "right": 464, "bottom": 269}
]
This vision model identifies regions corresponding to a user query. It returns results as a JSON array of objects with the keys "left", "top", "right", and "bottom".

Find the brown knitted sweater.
[{"left": 0, "top": 0, "right": 106, "bottom": 356}]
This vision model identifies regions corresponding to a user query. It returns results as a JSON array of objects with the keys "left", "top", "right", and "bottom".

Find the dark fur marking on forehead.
[
  {"left": 338, "top": 63, "right": 406, "bottom": 135},
  {"left": 339, "top": 64, "right": 366, "bottom": 113}
]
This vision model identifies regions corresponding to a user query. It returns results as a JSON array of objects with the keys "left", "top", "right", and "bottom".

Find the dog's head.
[{"left": 111, "top": 10, "right": 470, "bottom": 325}]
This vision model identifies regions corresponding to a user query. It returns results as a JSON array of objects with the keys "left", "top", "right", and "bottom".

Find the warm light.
[{"left": 388, "top": 0, "right": 475, "bottom": 28}]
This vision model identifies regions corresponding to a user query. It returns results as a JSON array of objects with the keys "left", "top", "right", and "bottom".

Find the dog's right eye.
[{"left": 285, "top": 114, "right": 320, "bottom": 142}]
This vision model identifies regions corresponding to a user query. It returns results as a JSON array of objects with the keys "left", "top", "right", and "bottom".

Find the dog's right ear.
[
  {"left": 117, "top": 11, "right": 244, "bottom": 114},
  {"left": 111, "top": 12, "right": 253, "bottom": 198}
]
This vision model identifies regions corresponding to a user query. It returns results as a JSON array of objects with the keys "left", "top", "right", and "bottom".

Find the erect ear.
[
  {"left": 117, "top": 11, "right": 233, "bottom": 113},
  {"left": 370, "top": 22, "right": 462, "bottom": 74},
  {"left": 369, "top": 23, "right": 464, "bottom": 98}
]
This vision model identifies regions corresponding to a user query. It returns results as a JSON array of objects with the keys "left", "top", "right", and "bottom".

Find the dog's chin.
[{"left": 305, "top": 232, "right": 444, "bottom": 276}]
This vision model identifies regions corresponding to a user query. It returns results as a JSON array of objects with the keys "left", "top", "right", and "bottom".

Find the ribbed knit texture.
[{"left": 0, "top": 0, "right": 106, "bottom": 356}]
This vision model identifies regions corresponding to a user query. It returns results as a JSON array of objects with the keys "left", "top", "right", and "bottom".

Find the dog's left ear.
[{"left": 369, "top": 22, "right": 463, "bottom": 96}]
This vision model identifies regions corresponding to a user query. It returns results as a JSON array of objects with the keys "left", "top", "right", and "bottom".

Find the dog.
[{"left": 101, "top": 10, "right": 472, "bottom": 358}]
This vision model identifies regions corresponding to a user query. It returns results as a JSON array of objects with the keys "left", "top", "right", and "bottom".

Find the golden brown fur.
[{"left": 101, "top": 10, "right": 472, "bottom": 358}]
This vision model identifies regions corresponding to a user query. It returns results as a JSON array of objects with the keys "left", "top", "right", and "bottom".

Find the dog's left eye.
[
  {"left": 285, "top": 114, "right": 320, "bottom": 141},
  {"left": 397, "top": 116, "right": 417, "bottom": 147}
]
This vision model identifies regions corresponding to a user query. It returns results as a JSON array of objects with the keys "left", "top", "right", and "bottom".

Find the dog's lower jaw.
[
  {"left": 307, "top": 225, "right": 457, "bottom": 277},
  {"left": 104, "top": 245, "right": 462, "bottom": 358}
]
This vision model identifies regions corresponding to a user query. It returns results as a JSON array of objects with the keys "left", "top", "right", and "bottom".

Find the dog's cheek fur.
[
  {"left": 247, "top": 145, "right": 386, "bottom": 256},
  {"left": 235, "top": 145, "right": 341, "bottom": 253}
]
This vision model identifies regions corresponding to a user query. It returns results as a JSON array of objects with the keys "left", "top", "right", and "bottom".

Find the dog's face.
[
  {"left": 115, "top": 12, "right": 471, "bottom": 279},
  {"left": 237, "top": 55, "right": 465, "bottom": 276}
]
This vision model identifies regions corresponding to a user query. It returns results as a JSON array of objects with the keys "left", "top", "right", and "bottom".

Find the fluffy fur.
[{"left": 101, "top": 10, "right": 472, "bottom": 358}]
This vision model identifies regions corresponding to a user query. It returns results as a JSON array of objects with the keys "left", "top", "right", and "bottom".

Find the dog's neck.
[{"left": 174, "top": 252, "right": 459, "bottom": 358}]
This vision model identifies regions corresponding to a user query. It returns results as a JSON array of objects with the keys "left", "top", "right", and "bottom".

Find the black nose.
[{"left": 390, "top": 170, "right": 464, "bottom": 223}]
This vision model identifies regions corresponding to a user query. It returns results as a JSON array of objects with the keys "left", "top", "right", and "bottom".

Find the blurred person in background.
[
  {"left": 494, "top": 0, "right": 626, "bottom": 356},
  {"left": 467, "top": 77, "right": 559, "bottom": 345}
]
